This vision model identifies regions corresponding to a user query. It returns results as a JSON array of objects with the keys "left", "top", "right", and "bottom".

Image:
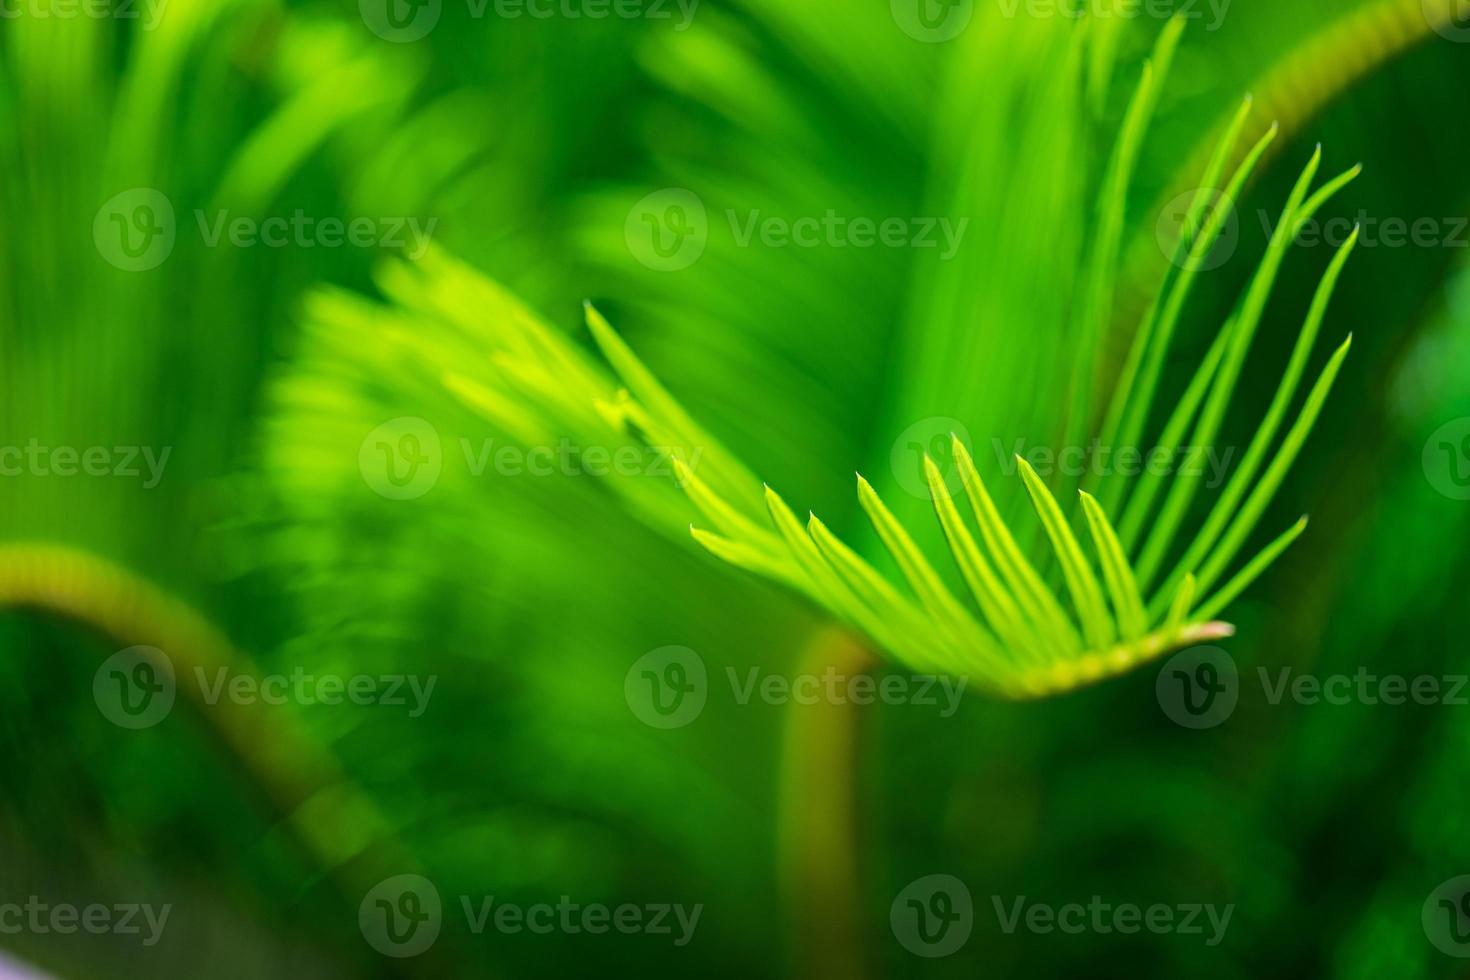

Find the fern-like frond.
[
  {"left": 563, "top": 38, "right": 1359, "bottom": 699},
  {"left": 314, "top": 21, "right": 1361, "bottom": 703}
]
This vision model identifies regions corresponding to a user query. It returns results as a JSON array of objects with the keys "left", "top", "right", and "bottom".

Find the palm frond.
[
  {"left": 289, "top": 21, "right": 1361, "bottom": 703},
  {"left": 562, "top": 39, "right": 1360, "bottom": 699}
]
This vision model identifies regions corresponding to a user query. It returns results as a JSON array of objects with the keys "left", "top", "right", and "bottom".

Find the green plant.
[{"left": 330, "top": 20, "right": 1360, "bottom": 701}]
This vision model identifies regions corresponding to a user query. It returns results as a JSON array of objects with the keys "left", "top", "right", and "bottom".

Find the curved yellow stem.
[{"left": 0, "top": 543, "right": 420, "bottom": 903}]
